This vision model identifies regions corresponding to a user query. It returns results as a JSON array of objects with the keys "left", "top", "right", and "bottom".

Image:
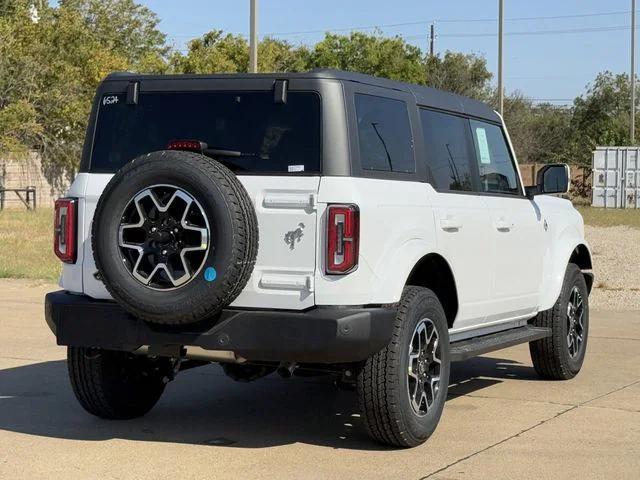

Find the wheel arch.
[
  {"left": 569, "top": 243, "right": 594, "bottom": 293},
  {"left": 405, "top": 253, "right": 459, "bottom": 328}
]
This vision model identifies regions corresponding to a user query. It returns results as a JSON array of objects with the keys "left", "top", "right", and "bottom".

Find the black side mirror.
[{"left": 525, "top": 164, "right": 570, "bottom": 199}]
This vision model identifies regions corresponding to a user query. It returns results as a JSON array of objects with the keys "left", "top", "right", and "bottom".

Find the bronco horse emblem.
[{"left": 284, "top": 223, "right": 305, "bottom": 250}]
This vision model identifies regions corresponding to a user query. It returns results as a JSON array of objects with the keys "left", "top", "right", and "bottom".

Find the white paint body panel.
[
  {"left": 75, "top": 174, "right": 321, "bottom": 310},
  {"left": 61, "top": 154, "right": 589, "bottom": 332}
]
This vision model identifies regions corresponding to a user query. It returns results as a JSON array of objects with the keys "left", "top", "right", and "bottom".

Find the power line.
[
  {"left": 166, "top": 10, "right": 640, "bottom": 42},
  {"left": 256, "top": 10, "right": 638, "bottom": 37},
  {"left": 531, "top": 98, "right": 574, "bottom": 102},
  {"left": 405, "top": 24, "right": 638, "bottom": 40}
]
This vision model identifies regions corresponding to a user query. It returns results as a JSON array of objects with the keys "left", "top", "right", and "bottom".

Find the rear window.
[
  {"left": 90, "top": 91, "right": 321, "bottom": 174},
  {"left": 420, "top": 109, "right": 475, "bottom": 192}
]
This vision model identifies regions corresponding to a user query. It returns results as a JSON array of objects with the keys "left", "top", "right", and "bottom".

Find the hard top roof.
[{"left": 104, "top": 68, "right": 501, "bottom": 123}]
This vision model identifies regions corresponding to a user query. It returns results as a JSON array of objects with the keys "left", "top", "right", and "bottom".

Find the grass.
[
  {"left": 0, "top": 205, "right": 638, "bottom": 281},
  {"left": 576, "top": 206, "right": 640, "bottom": 229},
  {"left": 0, "top": 208, "right": 61, "bottom": 281}
]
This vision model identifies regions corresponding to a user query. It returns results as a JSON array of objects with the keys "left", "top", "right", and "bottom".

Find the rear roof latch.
[
  {"left": 274, "top": 79, "right": 288, "bottom": 104},
  {"left": 126, "top": 81, "right": 139, "bottom": 105}
]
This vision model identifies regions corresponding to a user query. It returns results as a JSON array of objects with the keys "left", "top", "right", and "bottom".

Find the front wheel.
[
  {"left": 529, "top": 263, "right": 589, "bottom": 380},
  {"left": 356, "top": 286, "right": 450, "bottom": 448},
  {"left": 67, "top": 347, "right": 173, "bottom": 419}
]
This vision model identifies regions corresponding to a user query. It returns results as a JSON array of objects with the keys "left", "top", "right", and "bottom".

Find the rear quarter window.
[{"left": 355, "top": 94, "right": 415, "bottom": 174}]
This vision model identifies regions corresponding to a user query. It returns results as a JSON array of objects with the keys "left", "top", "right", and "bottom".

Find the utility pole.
[
  {"left": 429, "top": 23, "right": 436, "bottom": 57},
  {"left": 498, "top": 0, "right": 504, "bottom": 116},
  {"left": 632, "top": 0, "right": 636, "bottom": 143},
  {"left": 249, "top": 0, "right": 258, "bottom": 73}
]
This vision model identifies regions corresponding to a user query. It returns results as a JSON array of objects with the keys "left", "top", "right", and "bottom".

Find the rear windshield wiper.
[
  {"left": 167, "top": 140, "right": 255, "bottom": 158},
  {"left": 204, "top": 148, "right": 252, "bottom": 157}
]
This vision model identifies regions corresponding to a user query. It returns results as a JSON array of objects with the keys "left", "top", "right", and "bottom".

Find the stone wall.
[{"left": 0, "top": 153, "right": 68, "bottom": 209}]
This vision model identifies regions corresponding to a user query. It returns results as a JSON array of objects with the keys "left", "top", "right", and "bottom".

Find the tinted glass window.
[
  {"left": 91, "top": 91, "right": 321, "bottom": 174},
  {"left": 355, "top": 94, "right": 414, "bottom": 173},
  {"left": 469, "top": 120, "right": 520, "bottom": 195},
  {"left": 420, "top": 109, "right": 475, "bottom": 191}
]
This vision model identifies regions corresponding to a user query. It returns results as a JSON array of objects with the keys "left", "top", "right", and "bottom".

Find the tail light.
[
  {"left": 326, "top": 204, "right": 359, "bottom": 274},
  {"left": 54, "top": 198, "right": 77, "bottom": 264}
]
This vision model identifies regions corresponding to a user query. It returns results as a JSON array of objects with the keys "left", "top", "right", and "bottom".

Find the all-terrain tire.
[
  {"left": 356, "top": 286, "right": 450, "bottom": 448},
  {"left": 92, "top": 150, "right": 258, "bottom": 325},
  {"left": 67, "top": 347, "right": 172, "bottom": 419},
  {"left": 529, "top": 263, "right": 589, "bottom": 380}
]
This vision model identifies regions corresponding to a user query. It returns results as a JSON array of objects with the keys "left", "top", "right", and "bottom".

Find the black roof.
[
  {"left": 307, "top": 69, "right": 500, "bottom": 122},
  {"left": 105, "top": 68, "right": 500, "bottom": 123}
]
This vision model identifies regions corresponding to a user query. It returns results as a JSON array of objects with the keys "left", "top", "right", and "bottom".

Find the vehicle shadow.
[{"left": 0, "top": 354, "right": 538, "bottom": 451}]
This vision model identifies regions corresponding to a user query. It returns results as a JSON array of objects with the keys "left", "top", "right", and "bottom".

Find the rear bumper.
[{"left": 45, "top": 291, "right": 396, "bottom": 364}]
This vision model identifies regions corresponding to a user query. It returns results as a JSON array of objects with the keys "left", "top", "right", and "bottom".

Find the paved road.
[{"left": 0, "top": 279, "right": 638, "bottom": 480}]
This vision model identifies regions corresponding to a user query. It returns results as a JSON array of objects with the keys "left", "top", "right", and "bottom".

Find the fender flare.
[
  {"left": 368, "top": 238, "right": 456, "bottom": 305},
  {"left": 539, "top": 226, "right": 593, "bottom": 311}
]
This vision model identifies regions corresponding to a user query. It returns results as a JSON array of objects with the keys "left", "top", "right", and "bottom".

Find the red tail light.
[
  {"left": 54, "top": 198, "right": 77, "bottom": 264},
  {"left": 167, "top": 140, "right": 206, "bottom": 152},
  {"left": 326, "top": 204, "right": 359, "bottom": 274}
]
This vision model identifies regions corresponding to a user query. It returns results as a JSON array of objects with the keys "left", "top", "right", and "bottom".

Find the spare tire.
[{"left": 92, "top": 150, "right": 258, "bottom": 325}]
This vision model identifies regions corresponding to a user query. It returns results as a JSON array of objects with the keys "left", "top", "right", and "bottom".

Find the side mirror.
[{"left": 525, "top": 164, "right": 570, "bottom": 198}]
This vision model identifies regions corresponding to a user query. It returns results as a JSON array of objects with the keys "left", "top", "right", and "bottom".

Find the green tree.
[
  {"left": 171, "top": 30, "right": 249, "bottom": 73},
  {"left": 308, "top": 31, "right": 425, "bottom": 84},
  {"left": 425, "top": 52, "right": 492, "bottom": 99},
  {"left": 58, "top": 0, "right": 168, "bottom": 69},
  {"left": 0, "top": 0, "right": 168, "bottom": 181},
  {"left": 259, "top": 37, "right": 310, "bottom": 73},
  {"left": 567, "top": 71, "right": 634, "bottom": 165},
  {"left": 172, "top": 31, "right": 309, "bottom": 74},
  {"left": 526, "top": 104, "right": 572, "bottom": 164}
]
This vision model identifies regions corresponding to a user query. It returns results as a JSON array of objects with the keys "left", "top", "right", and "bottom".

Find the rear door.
[
  {"left": 420, "top": 109, "right": 495, "bottom": 330},
  {"left": 81, "top": 83, "right": 323, "bottom": 310}
]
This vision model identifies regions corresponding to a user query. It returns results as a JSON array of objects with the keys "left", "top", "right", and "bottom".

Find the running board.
[{"left": 449, "top": 325, "right": 551, "bottom": 362}]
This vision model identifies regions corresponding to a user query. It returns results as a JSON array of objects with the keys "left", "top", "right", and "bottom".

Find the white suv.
[{"left": 45, "top": 69, "right": 594, "bottom": 447}]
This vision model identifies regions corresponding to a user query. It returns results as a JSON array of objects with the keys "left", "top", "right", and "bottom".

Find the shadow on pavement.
[{"left": 0, "top": 354, "right": 538, "bottom": 450}]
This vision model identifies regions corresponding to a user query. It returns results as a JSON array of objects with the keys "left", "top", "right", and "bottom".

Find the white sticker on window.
[
  {"left": 288, "top": 165, "right": 305, "bottom": 172},
  {"left": 475, "top": 127, "right": 491, "bottom": 164}
]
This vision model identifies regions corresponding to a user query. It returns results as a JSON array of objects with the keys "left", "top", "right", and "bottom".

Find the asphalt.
[{"left": 0, "top": 279, "right": 638, "bottom": 480}]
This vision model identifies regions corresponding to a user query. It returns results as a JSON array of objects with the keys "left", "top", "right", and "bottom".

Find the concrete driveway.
[{"left": 0, "top": 279, "right": 638, "bottom": 480}]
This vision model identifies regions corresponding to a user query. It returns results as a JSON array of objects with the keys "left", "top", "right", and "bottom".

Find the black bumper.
[{"left": 45, "top": 291, "right": 395, "bottom": 364}]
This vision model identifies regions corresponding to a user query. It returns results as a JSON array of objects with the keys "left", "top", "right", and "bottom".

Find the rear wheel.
[
  {"left": 529, "top": 263, "right": 589, "bottom": 380},
  {"left": 356, "top": 286, "right": 450, "bottom": 448},
  {"left": 67, "top": 347, "right": 173, "bottom": 419}
]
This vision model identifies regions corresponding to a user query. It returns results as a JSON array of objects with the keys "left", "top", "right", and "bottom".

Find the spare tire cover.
[{"left": 92, "top": 150, "right": 258, "bottom": 325}]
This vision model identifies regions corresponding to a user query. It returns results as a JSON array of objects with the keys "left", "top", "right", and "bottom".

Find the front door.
[{"left": 468, "top": 119, "right": 544, "bottom": 318}]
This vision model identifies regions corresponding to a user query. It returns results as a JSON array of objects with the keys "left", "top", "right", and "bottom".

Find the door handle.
[
  {"left": 495, "top": 218, "right": 513, "bottom": 232},
  {"left": 440, "top": 215, "right": 462, "bottom": 232}
]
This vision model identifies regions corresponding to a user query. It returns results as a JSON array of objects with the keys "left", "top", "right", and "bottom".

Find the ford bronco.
[{"left": 45, "top": 69, "right": 594, "bottom": 447}]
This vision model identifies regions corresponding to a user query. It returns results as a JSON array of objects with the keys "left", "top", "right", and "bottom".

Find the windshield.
[{"left": 90, "top": 90, "right": 321, "bottom": 174}]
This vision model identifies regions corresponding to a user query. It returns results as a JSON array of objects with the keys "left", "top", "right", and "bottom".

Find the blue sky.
[{"left": 138, "top": 1, "right": 638, "bottom": 103}]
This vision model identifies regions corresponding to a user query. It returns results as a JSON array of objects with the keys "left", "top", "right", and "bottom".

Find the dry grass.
[
  {"left": 0, "top": 208, "right": 60, "bottom": 281},
  {"left": 576, "top": 206, "right": 640, "bottom": 229}
]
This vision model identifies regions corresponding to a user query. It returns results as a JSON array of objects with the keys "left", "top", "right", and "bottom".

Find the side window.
[
  {"left": 469, "top": 120, "right": 520, "bottom": 195},
  {"left": 355, "top": 94, "right": 415, "bottom": 173},
  {"left": 420, "top": 109, "right": 475, "bottom": 191}
]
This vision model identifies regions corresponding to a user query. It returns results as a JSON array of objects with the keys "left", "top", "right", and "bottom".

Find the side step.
[{"left": 449, "top": 325, "right": 551, "bottom": 362}]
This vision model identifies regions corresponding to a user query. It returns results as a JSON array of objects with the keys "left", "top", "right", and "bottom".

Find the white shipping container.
[{"left": 592, "top": 147, "right": 640, "bottom": 208}]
